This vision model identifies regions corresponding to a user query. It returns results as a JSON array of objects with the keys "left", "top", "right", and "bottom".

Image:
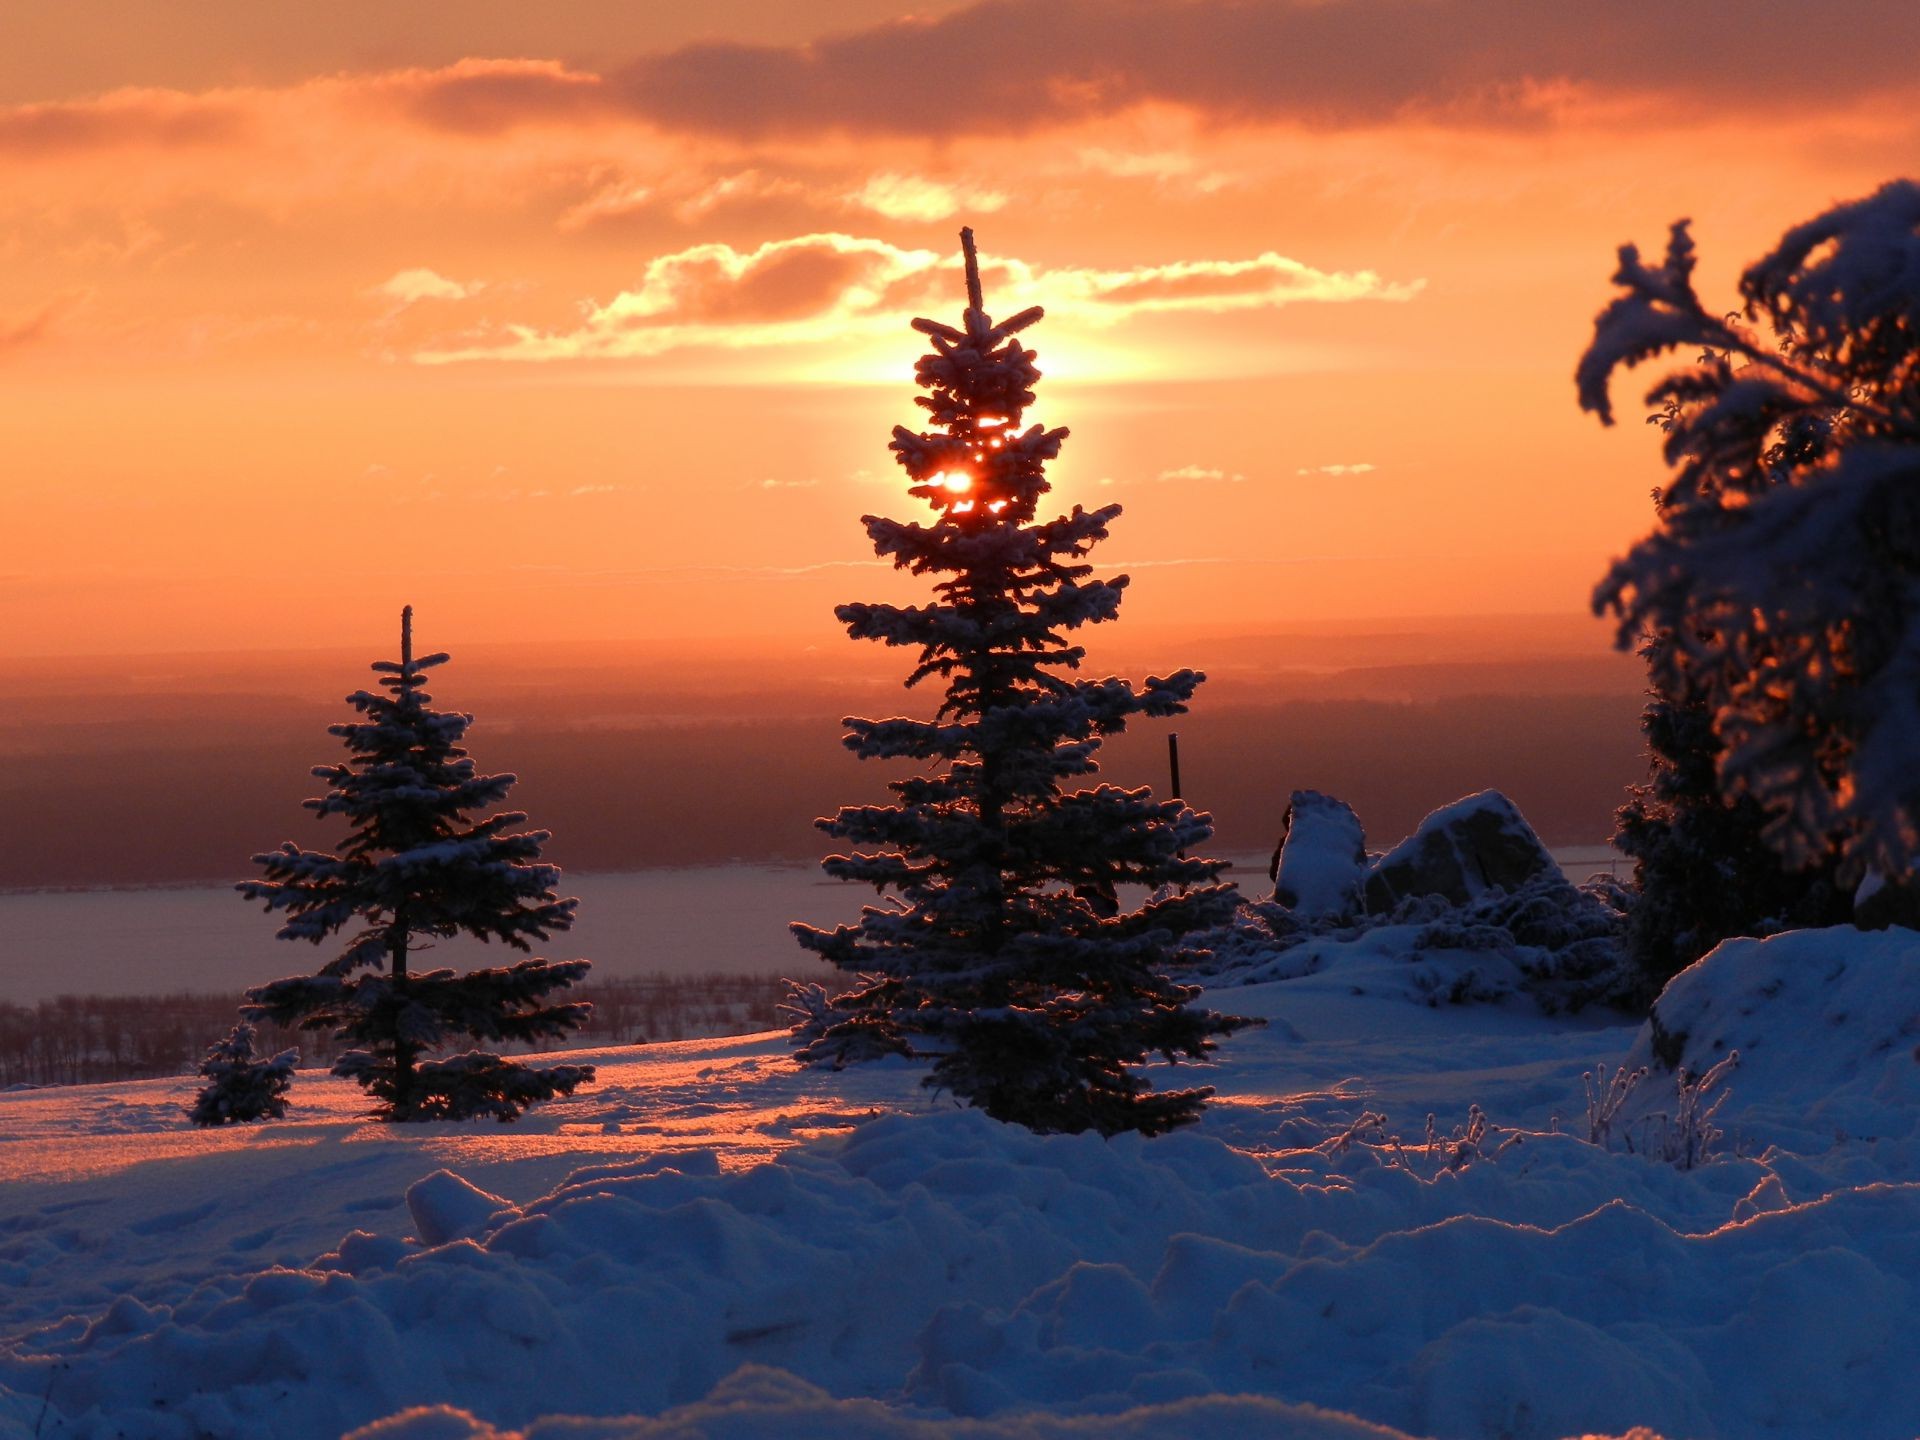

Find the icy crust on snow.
[
  {"left": 344, "top": 1367, "right": 1578, "bottom": 1440},
  {"left": 6, "top": 1086, "right": 1920, "bottom": 1438},
  {"left": 346, "top": 1370, "right": 1507, "bottom": 1440},
  {"left": 1622, "top": 926, "right": 1920, "bottom": 1158}
]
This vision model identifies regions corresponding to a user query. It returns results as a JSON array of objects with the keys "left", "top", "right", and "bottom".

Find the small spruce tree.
[
  {"left": 793, "top": 229, "right": 1251, "bottom": 1137},
  {"left": 241, "top": 608, "right": 594, "bottom": 1122},
  {"left": 187, "top": 1022, "right": 296, "bottom": 1126}
]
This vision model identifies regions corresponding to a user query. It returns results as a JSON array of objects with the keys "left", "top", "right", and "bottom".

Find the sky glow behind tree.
[{"left": 4, "top": 1, "right": 1915, "bottom": 659}]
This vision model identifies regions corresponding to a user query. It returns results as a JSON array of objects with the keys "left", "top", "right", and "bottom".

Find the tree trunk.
[{"left": 389, "top": 900, "right": 414, "bottom": 1117}]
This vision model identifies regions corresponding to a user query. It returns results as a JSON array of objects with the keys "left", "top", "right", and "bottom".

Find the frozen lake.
[
  {"left": 0, "top": 849, "right": 1614, "bottom": 1003},
  {"left": 0, "top": 853, "right": 1283, "bottom": 1003}
]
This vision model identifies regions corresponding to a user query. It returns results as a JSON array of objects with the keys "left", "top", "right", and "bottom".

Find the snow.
[
  {"left": 1621, "top": 926, "right": 1920, "bottom": 1160},
  {"left": 4, "top": 927, "right": 1919, "bottom": 1439}
]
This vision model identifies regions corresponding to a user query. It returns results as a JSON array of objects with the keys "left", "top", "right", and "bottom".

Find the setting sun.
[{"left": 5, "top": 8, "right": 1920, "bottom": 1440}]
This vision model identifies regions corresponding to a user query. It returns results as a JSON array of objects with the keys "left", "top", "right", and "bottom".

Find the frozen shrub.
[{"left": 1582, "top": 1061, "right": 1647, "bottom": 1149}]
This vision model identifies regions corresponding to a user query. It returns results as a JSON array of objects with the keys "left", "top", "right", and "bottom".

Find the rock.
[
  {"left": 1854, "top": 869, "right": 1920, "bottom": 931},
  {"left": 1621, "top": 926, "right": 1920, "bottom": 1151},
  {"left": 1271, "top": 790, "right": 1368, "bottom": 920},
  {"left": 1363, "top": 791, "right": 1558, "bottom": 914}
]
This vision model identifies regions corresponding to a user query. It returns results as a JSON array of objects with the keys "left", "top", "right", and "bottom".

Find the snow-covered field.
[{"left": 4, "top": 924, "right": 1916, "bottom": 1440}]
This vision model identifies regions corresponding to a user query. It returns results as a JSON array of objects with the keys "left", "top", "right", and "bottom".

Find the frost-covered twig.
[
  {"left": 1327, "top": 1104, "right": 1507, "bottom": 1179},
  {"left": 1667, "top": 1050, "right": 1739, "bottom": 1171},
  {"left": 1633, "top": 1050, "right": 1739, "bottom": 1170},
  {"left": 1320, "top": 1109, "right": 1392, "bottom": 1155},
  {"left": 1583, "top": 1061, "right": 1647, "bottom": 1150}
]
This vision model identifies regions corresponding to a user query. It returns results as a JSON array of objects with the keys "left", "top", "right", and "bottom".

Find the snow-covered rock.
[
  {"left": 1193, "top": 789, "right": 1632, "bottom": 1014},
  {"left": 1852, "top": 869, "right": 1920, "bottom": 931},
  {"left": 1364, "top": 791, "right": 1559, "bottom": 913},
  {"left": 1271, "top": 789, "right": 1368, "bottom": 920},
  {"left": 1624, "top": 926, "right": 1920, "bottom": 1155}
]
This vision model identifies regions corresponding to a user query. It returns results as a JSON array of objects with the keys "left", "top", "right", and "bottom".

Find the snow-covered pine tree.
[
  {"left": 1614, "top": 629, "right": 1850, "bottom": 1004},
  {"left": 1580, "top": 180, "right": 1920, "bottom": 878},
  {"left": 792, "top": 229, "right": 1251, "bottom": 1137},
  {"left": 187, "top": 1022, "right": 296, "bottom": 1126},
  {"left": 240, "top": 608, "right": 594, "bottom": 1122}
]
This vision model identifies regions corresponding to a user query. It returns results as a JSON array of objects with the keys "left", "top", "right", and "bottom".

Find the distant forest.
[{"left": 0, "top": 972, "right": 790, "bottom": 1089}]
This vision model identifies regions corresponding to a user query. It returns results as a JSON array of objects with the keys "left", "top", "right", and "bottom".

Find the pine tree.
[
  {"left": 1580, "top": 181, "right": 1920, "bottom": 877},
  {"left": 793, "top": 229, "right": 1251, "bottom": 1137},
  {"left": 1614, "top": 632, "right": 1851, "bottom": 1004},
  {"left": 187, "top": 1022, "right": 296, "bottom": 1126},
  {"left": 240, "top": 608, "right": 595, "bottom": 1122}
]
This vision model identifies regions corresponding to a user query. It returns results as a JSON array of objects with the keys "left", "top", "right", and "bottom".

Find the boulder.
[
  {"left": 1854, "top": 869, "right": 1920, "bottom": 931},
  {"left": 1363, "top": 791, "right": 1558, "bottom": 914},
  {"left": 1271, "top": 790, "right": 1368, "bottom": 920}
]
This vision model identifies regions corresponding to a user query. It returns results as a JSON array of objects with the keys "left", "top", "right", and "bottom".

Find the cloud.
[
  {"left": 412, "top": 232, "right": 1419, "bottom": 364},
  {"left": 371, "top": 268, "right": 480, "bottom": 305},
  {"left": 601, "top": 0, "right": 1920, "bottom": 139},
  {"left": 846, "top": 173, "right": 1008, "bottom": 222},
  {"left": 386, "top": 58, "right": 604, "bottom": 134},
  {"left": 0, "top": 4, "right": 1913, "bottom": 173},
  {"left": 557, "top": 181, "right": 653, "bottom": 231},
  {"left": 1098, "top": 465, "right": 1247, "bottom": 486},
  {"left": 0, "top": 290, "right": 87, "bottom": 352},
  {"left": 1157, "top": 465, "right": 1245, "bottom": 483},
  {"left": 0, "top": 90, "right": 243, "bottom": 156},
  {"left": 1297, "top": 463, "right": 1378, "bottom": 477}
]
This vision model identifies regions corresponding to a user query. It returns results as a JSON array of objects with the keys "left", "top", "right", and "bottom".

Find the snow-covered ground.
[{"left": 3, "top": 927, "right": 1916, "bottom": 1440}]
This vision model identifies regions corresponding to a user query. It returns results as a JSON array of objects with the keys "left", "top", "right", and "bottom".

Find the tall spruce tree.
[
  {"left": 241, "top": 608, "right": 594, "bottom": 1122},
  {"left": 1580, "top": 181, "right": 1920, "bottom": 877},
  {"left": 793, "top": 229, "right": 1250, "bottom": 1137}
]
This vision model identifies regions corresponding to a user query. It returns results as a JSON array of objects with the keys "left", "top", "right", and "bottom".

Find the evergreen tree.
[
  {"left": 187, "top": 1022, "right": 296, "bottom": 1126},
  {"left": 1580, "top": 180, "right": 1920, "bottom": 877},
  {"left": 1615, "top": 632, "right": 1850, "bottom": 1004},
  {"left": 793, "top": 229, "right": 1251, "bottom": 1137},
  {"left": 241, "top": 608, "right": 594, "bottom": 1122}
]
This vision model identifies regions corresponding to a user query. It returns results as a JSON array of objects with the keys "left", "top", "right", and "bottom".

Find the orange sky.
[{"left": 3, "top": 1, "right": 1916, "bottom": 660}]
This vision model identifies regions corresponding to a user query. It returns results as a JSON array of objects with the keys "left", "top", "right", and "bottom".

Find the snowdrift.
[
  {"left": 4, "top": 929, "right": 1919, "bottom": 1440},
  {"left": 1622, "top": 925, "right": 1920, "bottom": 1159}
]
